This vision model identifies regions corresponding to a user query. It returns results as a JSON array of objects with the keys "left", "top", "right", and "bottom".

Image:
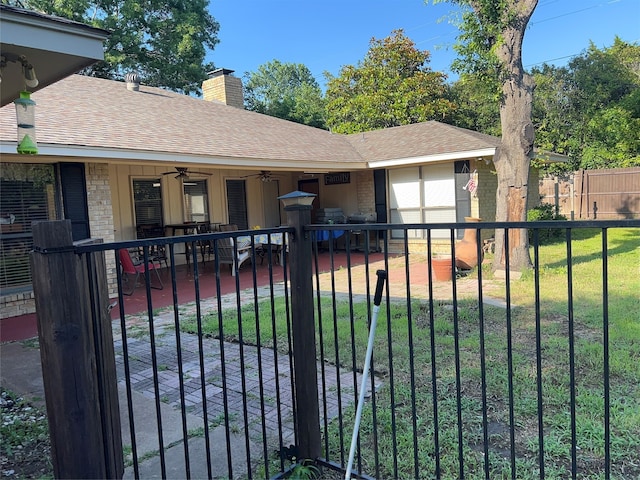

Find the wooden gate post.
[
  {"left": 29, "top": 220, "right": 123, "bottom": 479},
  {"left": 280, "top": 192, "right": 321, "bottom": 461}
]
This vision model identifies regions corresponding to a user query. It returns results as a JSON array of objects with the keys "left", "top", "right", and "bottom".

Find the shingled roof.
[
  {"left": 346, "top": 121, "right": 499, "bottom": 167},
  {"left": 0, "top": 74, "right": 501, "bottom": 169}
]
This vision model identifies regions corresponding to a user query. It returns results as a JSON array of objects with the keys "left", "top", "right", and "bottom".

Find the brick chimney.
[{"left": 203, "top": 68, "right": 244, "bottom": 108}]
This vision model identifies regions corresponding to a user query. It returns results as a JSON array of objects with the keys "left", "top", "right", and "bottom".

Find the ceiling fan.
[
  {"left": 240, "top": 170, "right": 280, "bottom": 182},
  {"left": 162, "top": 167, "right": 212, "bottom": 180}
]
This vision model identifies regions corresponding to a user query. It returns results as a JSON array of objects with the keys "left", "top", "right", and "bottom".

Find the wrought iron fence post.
[
  {"left": 29, "top": 220, "right": 123, "bottom": 478},
  {"left": 280, "top": 192, "right": 321, "bottom": 460}
]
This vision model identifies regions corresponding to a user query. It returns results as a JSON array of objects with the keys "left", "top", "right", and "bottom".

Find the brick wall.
[
  {"left": 0, "top": 291, "right": 36, "bottom": 319},
  {"left": 356, "top": 170, "right": 375, "bottom": 213},
  {"left": 203, "top": 73, "right": 244, "bottom": 109},
  {"left": 86, "top": 163, "right": 117, "bottom": 297}
]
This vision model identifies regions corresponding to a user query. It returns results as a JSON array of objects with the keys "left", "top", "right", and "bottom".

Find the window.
[
  {"left": 184, "top": 180, "right": 209, "bottom": 223},
  {"left": 388, "top": 163, "right": 470, "bottom": 239},
  {"left": 0, "top": 163, "right": 58, "bottom": 292},
  {"left": 133, "top": 179, "right": 163, "bottom": 229}
]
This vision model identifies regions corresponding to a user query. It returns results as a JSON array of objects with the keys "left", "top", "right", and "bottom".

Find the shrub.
[{"left": 527, "top": 203, "right": 567, "bottom": 244}]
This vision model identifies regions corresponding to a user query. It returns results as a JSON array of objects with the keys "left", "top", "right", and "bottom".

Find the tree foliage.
[
  {"left": 243, "top": 60, "right": 326, "bottom": 128},
  {"left": 19, "top": 0, "right": 219, "bottom": 94},
  {"left": 532, "top": 38, "right": 640, "bottom": 171},
  {"left": 324, "top": 29, "right": 455, "bottom": 134},
  {"left": 447, "top": 73, "right": 501, "bottom": 136}
]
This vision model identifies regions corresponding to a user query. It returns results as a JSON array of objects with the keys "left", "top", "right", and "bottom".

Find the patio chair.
[
  {"left": 196, "top": 222, "right": 215, "bottom": 267},
  {"left": 118, "top": 248, "right": 164, "bottom": 295},
  {"left": 136, "top": 224, "right": 169, "bottom": 269},
  {"left": 216, "top": 236, "right": 251, "bottom": 276}
]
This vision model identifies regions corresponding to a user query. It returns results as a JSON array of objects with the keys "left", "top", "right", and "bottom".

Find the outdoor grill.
[
  {"left": 317, "top": 207, "right": 345, "bottom": 224},
  {"left": 347, "top": 213, "right": 376, "bottom": 224},
  {"left": 347, "top": 213, "right": 378, "bottom": 252}
]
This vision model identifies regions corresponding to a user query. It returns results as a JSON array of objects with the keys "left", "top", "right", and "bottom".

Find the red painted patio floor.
[{"left": 1, "top": 251, "right": 384, "bottom": 343}]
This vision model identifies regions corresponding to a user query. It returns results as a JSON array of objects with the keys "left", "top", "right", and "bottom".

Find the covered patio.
[{"left": 0, "top": 248, "right": 386, "bottom": 342}]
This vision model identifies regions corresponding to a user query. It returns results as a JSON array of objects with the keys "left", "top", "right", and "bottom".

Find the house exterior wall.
[
  {"left": 0, "top": 161, "right": 117, "bottom": 318},
  {"left": 388, "top": 160, "right": 541, "bottom": 255},
  {"left": 86, "top": 163, "right": 117, "bottom": 296},
  {"left": 474, "top": 160, "right": 540, "bottom": 221},
  {"left": 356, "top": 170, "right": 376, "bottom": 215}
]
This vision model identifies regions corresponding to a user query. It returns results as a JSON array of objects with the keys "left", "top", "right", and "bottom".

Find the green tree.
[
  {"left": 437, "top": 0, "right": 538, "bottom": 271},
  {"left": 20, "top": 0, "right": 219, "bottom": 94},
  {"left": 531, "top": 63, "right": 576, "bottom": 170},
  {"left": 447, "top": 73, "right": 501, "bottom": 136},
  {"left": 581, "top": 106, "right": 640, "bottom": 169},
  {"left": 532, "top": 39, "right": 640, "bottom": 171},
  {"left": 243, "top": 60, "right": 326, "bottom": 128},
  {"left": 324, "top": 29, "right": 455, "bottom": 134}
]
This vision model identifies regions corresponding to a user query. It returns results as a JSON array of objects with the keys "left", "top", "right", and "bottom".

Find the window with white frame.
[
  {"left": 183, "top": 180, "right": 209, "bottom": 223},
  {"left": 388, "top": 163, "right": 463, "bottom": 239}
]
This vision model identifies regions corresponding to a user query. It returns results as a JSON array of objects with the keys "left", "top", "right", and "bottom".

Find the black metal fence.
[{"left": 63, "top": 219, "right": 640, "bottom": 479}]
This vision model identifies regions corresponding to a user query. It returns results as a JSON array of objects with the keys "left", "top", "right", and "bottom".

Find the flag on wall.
[{"left": 463, "top": 170, "right": 478, "bottom": 197}]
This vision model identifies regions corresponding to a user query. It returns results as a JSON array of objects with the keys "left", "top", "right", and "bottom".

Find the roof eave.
[
  {"left": 533, "top": 150, "right": 569, "bottom": 164},
  {"left": 0, "top": 142, "right": 369, "bottom": 170},
  {"left": 0, "top": 5, "right": 109, "bottom": 107},
  {"left": 367, "top": 148, "right": 497, "bottom": 169}
]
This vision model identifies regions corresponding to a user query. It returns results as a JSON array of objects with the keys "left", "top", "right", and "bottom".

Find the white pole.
[{"left": 345, "top": 270, "right": 386, "bottom": 480}]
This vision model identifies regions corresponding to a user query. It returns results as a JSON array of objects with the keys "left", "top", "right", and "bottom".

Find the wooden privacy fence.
[{"left": 539, "top": 167, "right": 640, "bottom": 219}]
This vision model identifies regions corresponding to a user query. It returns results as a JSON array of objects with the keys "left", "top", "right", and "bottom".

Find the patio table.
[
  {"left": 165, "top": 222, "right": 213, "bottom": 271},
  {"left": 237, "top": 232, "right": 285, "bottom": 265}
]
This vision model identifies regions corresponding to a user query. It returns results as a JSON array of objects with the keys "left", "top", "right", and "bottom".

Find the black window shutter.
[
  {"left": 60, "top": 163, "right": 90, "bottom": 241},
  {"left": 226, "top": 179, "right": 248, "bottom": 230},
  {"left": 374, "top": 169, "right": 387, "bottom": 223}
]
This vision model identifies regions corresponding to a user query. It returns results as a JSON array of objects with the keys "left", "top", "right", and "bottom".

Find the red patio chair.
[{"left": 118, "top": 248, "right": 163, "bottom": 295}]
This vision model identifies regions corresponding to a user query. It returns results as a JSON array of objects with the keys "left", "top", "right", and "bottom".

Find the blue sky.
[{"left": 207, "top": 0, "right": 640, "bottom": 89}]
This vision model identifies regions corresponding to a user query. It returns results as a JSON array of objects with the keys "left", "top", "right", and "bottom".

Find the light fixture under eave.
[
  {"left": 14, "top": 91, "right": 37, "bottom": 155},
  {"left": 0, "top": 54, "right": 39, "bottom": 88},
  {"left": 22, "top": 62, "right": 38, "bottom": 88}
]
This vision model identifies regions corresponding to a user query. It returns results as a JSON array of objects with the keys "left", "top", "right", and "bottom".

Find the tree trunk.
[{"left": 491, "top": 0, "right": 538, "bottom": 272}]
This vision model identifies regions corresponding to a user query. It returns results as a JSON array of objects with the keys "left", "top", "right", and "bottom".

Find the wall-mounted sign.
[{"left": 324, "top": 172, "right": 350, "bottom": 185}]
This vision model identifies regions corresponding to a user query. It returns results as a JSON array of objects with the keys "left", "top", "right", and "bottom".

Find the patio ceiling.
[{"left": 0, "top": 4, "right": 109, "bottom": 107}]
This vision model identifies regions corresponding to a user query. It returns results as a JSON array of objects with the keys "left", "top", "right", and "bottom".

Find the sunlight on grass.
[{"left": 179, "top": 226, "right": 639, "bottom": 478}]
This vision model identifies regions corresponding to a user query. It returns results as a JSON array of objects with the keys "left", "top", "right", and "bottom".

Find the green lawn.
[{"left": 182, "top": 227, "right": 639, "bottom": 479}]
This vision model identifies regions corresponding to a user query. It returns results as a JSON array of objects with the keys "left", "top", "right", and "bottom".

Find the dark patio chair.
[
  {"left": 118, "top": 248, "right": 163, "bottom": 295},
  {"left": 136, "top": 224, "right": 169, "bottom": 269}
]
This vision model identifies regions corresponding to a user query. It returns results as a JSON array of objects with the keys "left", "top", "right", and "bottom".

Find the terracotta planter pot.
[
  {"left": 431, "top": 255, "right": 453, "bottom": 282},
  {"left": 455, "top": 217, "right": 482, "bottom": 270}
]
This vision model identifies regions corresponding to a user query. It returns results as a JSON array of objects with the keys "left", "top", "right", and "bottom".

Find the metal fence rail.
[{"left": 60, "top": 220, "right": 640, "bottom": 479}]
